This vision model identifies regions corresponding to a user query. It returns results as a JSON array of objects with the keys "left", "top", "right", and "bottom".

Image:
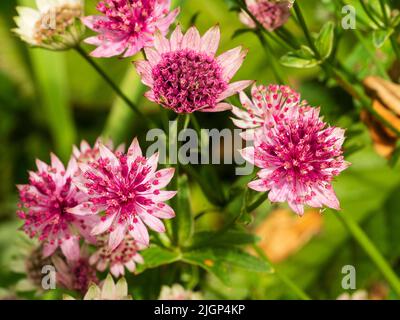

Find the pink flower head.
[
  {"left": 69, "top": 138, "right": 176, "bottom": 250},
  {"left": 240, "top": 0, "right": 291, "bottom": 31},
  {"left": 17, "top": 154, "right": 97, "bottom": 261},
  {"left": 232, "top": 84, "right": 301, "bottom": 138},
  {"left": 82, "top": 0, "right": 180, "bottom": 58},
  {"left": 73, "top": 139, "right": 125, "bottom": 164},
  {"left": 135, "top": 25, "right": 253, "bottom": 113},
  {"left": 241, "top": 106, "right": 350, "bottom": 216},
  {"left": 53, "top": 247, "right": 99, "bottom": 294},
  {"left": 90, "top": 235, "right": 145, "bottom": 277}
]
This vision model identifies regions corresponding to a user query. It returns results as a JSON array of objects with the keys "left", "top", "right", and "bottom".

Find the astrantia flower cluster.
[
  {"left": 83, "top": 0, "right": 180, "bottom": 57},
  {"left": 234, "top": 84, "right": 350, "bottom": 215},
  {"left": 239, "top": 0, "right": 291, "bottom": 31},
  {"left": 135, "top": 25, "right": 253, "bottom": 113},
  {"left": 17, "top": 138, "right": 175, "bottom": 289},
  {"left": 13, "top": 0, "right": 85, "bottom": 50}
]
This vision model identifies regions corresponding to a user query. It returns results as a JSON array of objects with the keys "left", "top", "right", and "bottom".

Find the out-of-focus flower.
[
  {"left": 159, "top": 284, "right": 202, "bottom": 300},
  {"left": 73, "top": 139, "right": 125, "bottom": 164},
  {"left": 239, "top": 0, "right": 291, "bottom": 31},
  {"left": 69, "top": 138, "right": 176, "bottom": 249},
  {"left": 135, "top": 25, "right": 253, "bottom": 113},
  {"left": 231, "top": 84, "right": 302, "bottom": 138},
  {"left": 362, "top": 76, "right": 400, "bottom": 159},
  {"left": 82, "top": 0, "right": 180, "bottom": 58},
  {"left": 17, "top": 154, "right": 97, "bottom": 261},
  {"left": 337, "top": 290, "right": 368, "bottom": 300},
  {"left": 90, "top": 235, "right": 145, "bottom": 277},
  {"left": 241, "top": 105, "right": 350, "bottom": 215},
  {"left": 64, "top": 274, "right": 132, "bottom": 300},
  {"left": 53, "top": 246, "right": 98, "bottom": 295},
  {"left": 13, "top": 0, "right": 85, "bottom": 50},
  {"left": 9, "top": 235, "right": 52, "bottom": 292}
]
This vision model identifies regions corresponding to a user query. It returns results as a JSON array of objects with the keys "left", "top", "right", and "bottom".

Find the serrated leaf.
[
  {"left": 315, "top": 22, "right": 335, "bottom": 60},
  {"left": 182, "top": 247, "right": 271, "bottom": 284},
  {"left": 135, "top": 246, "right": 181, "bottom": 273},
  {"left": 373, "top": 29, "right": 393, "bottom": 48}
]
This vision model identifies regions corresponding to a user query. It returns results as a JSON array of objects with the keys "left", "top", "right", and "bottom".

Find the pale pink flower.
[
  {"left": 159, "top": 284, "right": 202, "bottom": 300},
  {"left": 135, "top": 25, "right": 253, "bottom": 113},
  {"left": 231, "top": 84, "right": 301, "bottom": 138},
  {"left": 69, "top": 138, "right": 176, "bottom": 249},
  {"left": 53, "top": 247, "right": 99, "bottom": 295},
  {"left": 82, "top": 0, "right": 180, "bottom": 58},
  {"left": 90, "top": 235, "right": 145, "bottom": 277},
  {"left": 16, "top": 154, "right": 97, "bottom": 261},
  {"left": 241, "top": 106, "right": 350, "bottom": 215},
  {"left": 240, "top": 0, "right": 291, "bottom": 31},
  {"left": 72, "top": 139, "right": 125, "bottom": 164}
]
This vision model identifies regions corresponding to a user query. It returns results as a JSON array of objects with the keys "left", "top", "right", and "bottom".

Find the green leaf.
[
  {"left": 315, "top": 22, "right": 335, "bottom": 60},
  {"left": 388, "top": 140, "right": 400, "bottom": 167},
  {"left": 173, "top": 175, "right": 194, "bottom": 246},
  {"left": 232, "top": 28, "right": 253, "bottom": 39},
  {"left": 373, "top": 29, "right": 393, "bottom": 48},
  {"left": 189, "top": 229, "right": 259, "bottom": 249},
  {"left": 280, "top": 46, "right": 320, "bottom": 69},
  {"left": 182, "top": 247, "right": 271, "bottom": 284},
  {"left": 135, "top": 246, "right": 181, "bottom": 273}
]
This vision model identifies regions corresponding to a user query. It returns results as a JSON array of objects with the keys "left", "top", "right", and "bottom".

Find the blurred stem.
[
  {"left": 256, "top": 31, "right": 286, "bottom": 84},
  {"left": 335, "top": 212, "right": 400, "bottom": 297},
  {"left": 253, "top": 244, "right": 311, "bottom": 300},
  {"left": 246, "top": 192, "right": 269, "bottom": 213},
  {"left": 75, "top": 46, "right": 155, "bottom": 129},
  {"left": 359, "top": 0, "right": 385, "bottom": 28},
  {"left": 390, "top": 36, "right": 400, "bottom": 62}
]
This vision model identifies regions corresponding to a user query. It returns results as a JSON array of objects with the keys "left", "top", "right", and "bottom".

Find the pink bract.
[
  {"left": 82, "top": 0, "right": 180, "bottom": 58},
  {"left": 17, "top": 154, "right": 97, "bottom": 261},
  {"left": 69, "top": 138, "right": 176, "bottom": 250},
  {"left": 241, "top": 106, "right": 350, "bottom": 215},
  {"left": 135, "top": 25, "right": 253, "bottom": 113}
]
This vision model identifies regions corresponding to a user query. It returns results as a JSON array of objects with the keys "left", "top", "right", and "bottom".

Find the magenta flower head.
[
  {"left": 241, "top": 104, "right": 350, "bottom": 216},
  {"left": 239, "top": 0, "right": 291, "bottom": 31},
  {"left": 135, "top": 25, "right": 253, "bottom": 113},
  {"left": 232, "top": 84, "right": 301, "bottom": 138},
  {"left": 16, "top": 154, "right": 97, "bottom": 261},
  {"left": 90, "top": 235, "right": 145, "bottom": 277},
  {"left": 82, "top": 0, "right": 180, "bottom": 58},
  {"left": 69, "top": 138, "right": 176, "bottom": 250}
]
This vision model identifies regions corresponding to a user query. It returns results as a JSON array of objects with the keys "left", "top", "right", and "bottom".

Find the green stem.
[
  {"left": 253, "top": 245, "right": 311, "bottom": 300},
  {"left": 390, "top": 36, "right": 400, "bottom": 62},
  {"left": 359, "top": 0, "right": 385, "bottom": 28},
  {"left": 335, "top": 212, "right": 400, "bottom": 297},
  {"left": 246, "top": 192, "right": 269, "bottom": 213},
  {"left": 75, "top": 46, "right": 156, "bottom": 129},
  {"left": 256, "top": 31, "right": 286, "bottom": 83}
]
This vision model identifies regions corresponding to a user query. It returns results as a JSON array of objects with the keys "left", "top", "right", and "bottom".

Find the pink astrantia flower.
[
  {"left": 231, "top": 84, "right": 301, "bottom": 138},
  {"left": 135, "top": 25, "right": 253, "bottom": 113},
  {"left": 53, "top": 247, "right": 99, "bottom": 294},
  {"left": 239, "top": 0, "right": 291, "bottom": 31},
  {"left": 69, "top": 138, "right": 176, "bottom": 250},
  {"left": 82, "top": 0, "right": 180, "bottom": 58},
  {"left": 90, "top": 235, "right": 145, "bottom": 277},
  {"left": 17, "top": 154, "right": 97, "bottom": 261},
  {"left": 73, "top": 139, "right": 125, "bottom": 164},
  {"left": 241, "top": 106, "right": 350, "bottom": 216}
]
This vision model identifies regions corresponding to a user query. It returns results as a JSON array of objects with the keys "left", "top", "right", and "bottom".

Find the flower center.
[
  {"left": 71, "top": 259, "right": 99, "bottom": 294},
  {"left": 152, "top": 50, "right": 228, "bottom": 113},
  {"left": 98, "top": 237, "right": 139, "bottom": 264},
  {"left": 34, "top": 4, "right": 82, "bottom": 44},
  {"left": 95, "top": 0, "right": 156, "bottom": 35},
  {"left": 260, "top": 117, "right": 343, "bottom": 187}
]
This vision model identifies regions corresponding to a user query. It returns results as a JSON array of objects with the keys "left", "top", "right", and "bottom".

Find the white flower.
[
  {"left": 159, "top": 284, "right": 202, "bottom": 300},
  {"left": 13, "top": 0, "right": 85, "bottom": 50}
]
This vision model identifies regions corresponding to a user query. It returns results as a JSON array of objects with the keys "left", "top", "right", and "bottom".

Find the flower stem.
[
  {"left": 335, "top": 212, "right": 400, "bottom": 297},
  {"left": 75, "top": 46, "right": 156, "bottom": 129},
  {"left": 253, "top": 244, "right": 311, "bottom": 300}
]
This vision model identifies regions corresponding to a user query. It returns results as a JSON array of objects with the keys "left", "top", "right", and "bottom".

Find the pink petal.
[
  {"left": 135, "top": 60, "right": 154, "bottom": 86},
  {"left": 217, "top": 47, "right": 248, "bottom": 82},
  {"left": 201, "top": 25, "right": 220, "bottom": 56},
  {"left": 248, "top": 179, "right": 269, "bottom": 192},
  {"left": 99, "top": 144, "right": 118, "bottom": 166},
  {"left": 144, "top": 47, "right": 161, "bottom": 66},
  {"left": 200, "top": 103, "right": 232, "bottom": 113},
  {"left": 170, "top": 24, "right": 183, "bottom": 51},
  {"left": 60, "top": 236, "right": 80, "bottom": 261},
  {"left": 129, "top": 218, "right": 149, "bottom": 246},
  {"left": 152, "top": 168, "right": 175, "bottom": 189},
  {"left": 43, "top": 242, "right": 58, "bottom": 258},
  {"left": 153, "top": 30, "right": 170, "bottom": 54},
  {"left": 91, "top": 213, "right": 116, "bottom": 236},
  {"left": 139, "top": 213, "right": 165, "bottom": 233},
  {"left": 152, "top": 203, "right": 175, "bottom": 219},
  {"left": 109, "top": 224, "right": 126, "bottom": 251},
  {"left": 218, "top": 80, "right": 254, "bottom": 101},
  {"left": 67, "top": 202, "right": 97, "bottom": 216},
  {"left": 181, "top": 26, "right": 201, "bottom": 51}
]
